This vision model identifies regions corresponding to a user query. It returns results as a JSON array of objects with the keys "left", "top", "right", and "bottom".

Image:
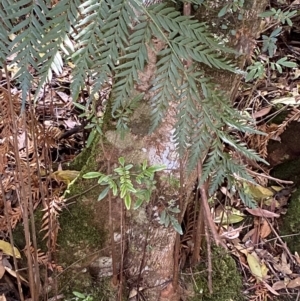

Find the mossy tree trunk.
[{"left": 62, "top": 2, "right": 268, "bottom": 301}]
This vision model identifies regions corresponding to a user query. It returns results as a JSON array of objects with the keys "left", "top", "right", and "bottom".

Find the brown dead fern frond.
[
  {"left": 247, "top": 124, "right": 269, "bottom": 159},
  {"left": 41, "top": 197, "right": 64, "bottom": 250},
  {"left": 36, "top": 124, "right": 61, "bottom": 149},
  {"left": 26, "top": 245, "right": 48, "bottom": 266},
  {"left": 26, "top": 245, "right": 63, "bottom": 272}
]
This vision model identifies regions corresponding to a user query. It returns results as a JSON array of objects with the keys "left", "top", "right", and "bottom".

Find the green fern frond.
[
  {"left": 72, "top": 0, "right": 139, "bottom": 103},
  {"left": 150, "top": 51, "right": 185, "bottom": 130},
  {"left": 0, "top": 0, "right": 264, "bottom": 210},
  {"left": 218, "top": 131, "right": 266, "bottom": 163},
  {"left": 173, "top": 83, "right": 202, "bottom": 156},
  {"left": 238, "top": 188, "right": 256, "bottom": 209},
  {"left": 201, "top": 141, "right": 223, "bottom": 185},
  {"left": 209, "top": 168, "right": 226, "bottom": 196},
  {"left": 0, "top": 2, "right": 12, "bottom": 51},
  {"left": 36, "top": 0, "right": 79, "bottom": 95},
  {"left": 6, "top": 0, "right": 47, "bottom": 103}
]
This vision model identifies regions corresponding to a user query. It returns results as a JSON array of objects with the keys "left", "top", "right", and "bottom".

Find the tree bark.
[{"left": 99, "top": 1, "right": 269, "bottom": 300}]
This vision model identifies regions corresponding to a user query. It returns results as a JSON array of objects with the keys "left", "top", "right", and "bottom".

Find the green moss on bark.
[{"left": 189, "top": 247, "right": 244, "bottom": 301}]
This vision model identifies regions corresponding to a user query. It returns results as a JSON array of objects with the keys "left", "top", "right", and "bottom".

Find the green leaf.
[
  {"left": 168, "top": 207, "right": 180, "bottom": 214},
  {"left": 110, "top": 180, "right": 118, "bottom": 196},
  {"left": 160, "top": 209, "right": 166, "bottom": 224},
  {"left": 218, "top": 4, "right": 229, "bottom": 17},
  {"left": 164, "top": 214, "right": 170, "bottom": 227},
  {"left": 98, "top": 175, "right": 110, "bottom": 184},
  {"left": 270, "top": 27, "right": 282, "bottom": 38},
  {"left": 146, "top": 165, "right": 166, "bottom": 173},
  {"left": 73, "top": 291, "right": 86, "bottom": 299},
  {"left": 170, "top": 216, "right": 183, "bottom": 235},
  {"left": 134, "top": 198, "right": 144, "bottom": 209},
  {"left": 142, "top": 160, "right": 148, "bottom": 171},
  {"left": 259, "top": 10, "right": 275, "bottom": 18},
  {"left": 73, "top": 102, "right": 87, "bottom": 111},
  {"left": 118, "top": 157, "right": 125, "bottom": 166},
  {"left": 124, "top": 194, "right": 131, "bottom": 210},
  {"left": 83, "top": 172, "right": 102, "bottom": 179},
  {"left": 125, "top": 164, "right": 134, "bottom": 170},
  {"left": 277, "top": 57, "right": 297, "bottom": 68},
  {"left": 98, "top": 186, "right": 110, "bottom": 201},
  {"left": 114, "top": 167, "right": 123, "bottom": 174}
]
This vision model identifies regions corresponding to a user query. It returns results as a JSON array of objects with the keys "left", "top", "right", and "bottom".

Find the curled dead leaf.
[{"left": 5, "top": 267, "right": 28, "bottom": 283}]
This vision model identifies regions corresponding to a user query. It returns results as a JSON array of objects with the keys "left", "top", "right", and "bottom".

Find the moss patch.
[
  {"left": 188, "top": 247, "right": 244, "bottom": 301},
  {"left": 271, "top": 157, "right": 300, "bottom": 186},
  {"left": 278, "top": 188, "right": 300, "bottom": 253}
]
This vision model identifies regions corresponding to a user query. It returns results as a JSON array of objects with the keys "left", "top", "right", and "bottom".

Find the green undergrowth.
[
  {"left": 278, "top": 187, "right": 300, "bottom": 254},
  {"left": 188, "top": 247, "right": 244, "bottom": 301},
  {"left": 55, "top": 135, "right": 109, "bottom": 298}
]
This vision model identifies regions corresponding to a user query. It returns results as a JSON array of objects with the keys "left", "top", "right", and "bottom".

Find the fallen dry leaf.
[
  {"left": 272, "top": 280, "right": 286, "bottom": 291},
  {"left": 273, "top": 253, "right": 292, "bottom": 275},
  {"left": 247, "top": 253, "right": 263, "bottom": 281},
  {"left": 263, "top": 281, "right": 280, "bottom": 296},
  {"left": 242, "top": 228, "right": 256, "bottom": 243},
  {"left": 246, "top": 208, "right": 280, "bottom": 218},
  {"left": 252, "top": 106, "right": 272, "bottom": 119},
  {"left": 220, "top": 226, "right": 243, "bottom": 240},
  {"left": 287, "top": 277, "right": 300, "bottom": 288},
  {"left": 260, "top": 219, "right": 271, "bottom": 239}
]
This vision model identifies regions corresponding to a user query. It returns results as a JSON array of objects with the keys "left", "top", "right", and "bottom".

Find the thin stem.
[{"left": 4, "top": 63, "right": 36, "bottom": 300}]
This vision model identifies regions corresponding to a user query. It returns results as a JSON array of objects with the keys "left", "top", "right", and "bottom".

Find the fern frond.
[
  {"left": 148, "top": 4, "right": 237, "bottom": 64},
  {"left": 238, "top": 188, "right": 256, "bottom": 208},
  {"left": 35, "top": 0, "right": 79, "bottom": 95},
  {"left": 201, "top": 140, "right": 223, "bottom": 185},
  {"left": 0, "top": 2, "right": 12, "bottom": 61},
  {"left": 71, "top": 0, "right": 139, "bottom": 103},
  {"left": 6, "top": 0, "right": 48, "bottom": 103},
  {"left": 208, "top": 167, "right": 226, "bottom": 196},
  {"left": 173, "top": 79, "right": 202, "bottom": 155},
  {"left": 218, "top": 131, "right": 266, "bottom": 164},
  {"left": 150, "top": 50, "right": 185, "bottom": 130}
]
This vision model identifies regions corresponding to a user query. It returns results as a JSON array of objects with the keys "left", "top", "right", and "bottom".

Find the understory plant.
[
  {"left": 83, "top": 157, "right": 165, "bottom": 209},
  {"left": 0, "top": 0, "right": 266, "bottom": 209}
]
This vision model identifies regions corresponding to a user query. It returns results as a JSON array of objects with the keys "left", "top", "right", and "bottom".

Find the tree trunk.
[{"left": 77, "top": 2, "right": 268, "bottom": 300}]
